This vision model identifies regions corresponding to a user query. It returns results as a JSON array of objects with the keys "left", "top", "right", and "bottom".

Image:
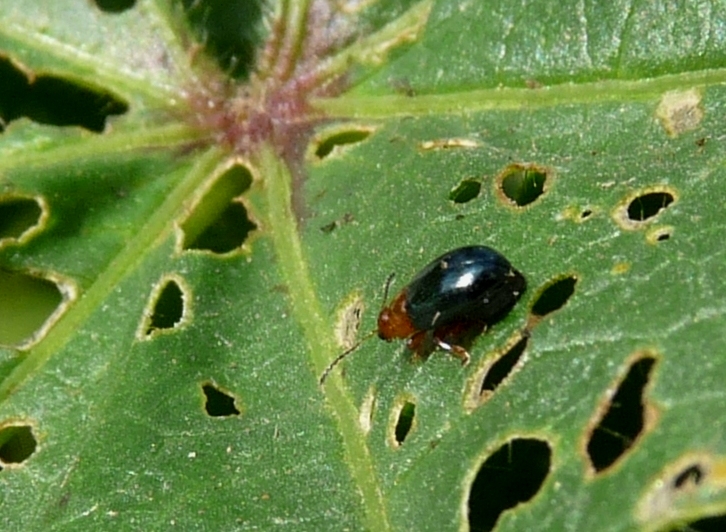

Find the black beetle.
[{"left": 320, "top": 245, "right": 526, "bottom": 384}]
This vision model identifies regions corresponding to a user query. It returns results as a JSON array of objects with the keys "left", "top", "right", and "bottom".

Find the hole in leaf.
[
  {"left": 315, "top": 129, "right": 372, "bottom": 159},
  {"left": 673, "top": 464, "right": 704, "bottom": 489},
  {"left": 647, "top": 226, "right": 673, "bottom": 245},
  {"left": 627, "top": 191, "right": 674, "bottom": 222},
  {"left": 181, "top": 163, "right": 256, "bottom": 254},
  {"left": 678, "top": 514, "right": 726, "bottom": 532},
  {"left": 480, "top": 336, "right": 528, "bottom": 396},
  {"left": 146, "top": 280, "right": 184, "bottom": 333},
  {"left": 636, "top": 454, "right": 726, "bottom": 527},
  {"left": 190, "top": 202, "right": 256, "bottom": 253},
  {"left": 586, "top": 355, "right": 657, "bottom": 472},
  {"left": 94, "top": 0, "right": 136, "bottom": 12},
  {"left": 202, "top": 383, "right": 240, "bottom": 417},
  {"left": 0, "top": 196, "right": 43, "bottom": 243},
  {"left": 182, "top": 0, "right": 264, "bottom": 79},
  {"left": 0, "top": 56, "right": 128, "bottom": 133},
  {"left": 0, "top": 55, "right": 28, "bottom": 129},
  {"left": 30, "top": 76, "right": 128, "bottom": 132},
  {"left": 498, "top": 164, "right": 548, "bottom": 207},
  {"left": 580, "top": 209, "right": 593, "bottom": 219},
  {"left": 0, "top": 424, "right": 37, "bottom": 465},
  {"left": 0, "top": 270, "right": 64, "bottom": 346},
  {"left": 530, "top": 275, "right": 577, "bottom": 318},
  {"left": 449, "top": 179, "right": 481, "bottom": 204},
  {"left": 394, "top": 401, "right": 416, "bottom": 446},
  {"left": 467, "top": 438, "right": 551, "bottom": 532}
]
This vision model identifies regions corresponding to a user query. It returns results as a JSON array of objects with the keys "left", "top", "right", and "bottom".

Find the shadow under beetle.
[{"left": 319, "top": 245, "right": 526, "bottom": 384}]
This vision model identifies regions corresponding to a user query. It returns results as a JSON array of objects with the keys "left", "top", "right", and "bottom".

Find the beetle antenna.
[
  {"left": 319, "top": 273, "right": 396, "bottom": 386},
  {"left": 381, "top": 272, "right": 396, "bottom": 310},
  {"left": 319, "top": 330, "right": 376, "bottom": 385}
]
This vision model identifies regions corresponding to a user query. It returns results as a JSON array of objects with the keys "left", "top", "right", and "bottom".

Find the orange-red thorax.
[{"left": 377, "top": 291, "right": 417, "bottom": 341}]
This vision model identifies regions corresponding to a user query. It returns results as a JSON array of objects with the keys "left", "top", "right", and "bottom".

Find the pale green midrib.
[
  {"left": 282, "top": 0, "right": 312, "bottom": 80},
  {"left": 0, "top": 124, "right": 199, "bottom": 172},
  {"left": 313, "top": 68, "right": 726, "bottom": 118},
  {"left": 259, "top": 145, "right": 390, "bottom": 532},
  {"left": 0, "top": 145, "right": 223, "bottom": 403}
]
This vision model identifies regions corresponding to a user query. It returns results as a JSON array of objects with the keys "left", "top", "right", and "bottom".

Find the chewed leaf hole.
[
  {"left": 190, "top": 202, "right": 256, "bottom": 253},
  {"left": 0, "top": 55, "right": 128, "bottom": 133},
  {"left": 497, "top": 164, "right": 549, "bottom": 207},
  {"left": 31, "top": 74, "right": 128, "bottom": 131},
  {"left": 314, "top": 128, "right": 372, "bottom": 159},
  {"left": 393, "top": 401, "right": 416, "bottom": 446},
  {"left": 614, "top": 187, "right": 677, "bottom": 230},
  {"left": 181, "top": 163, "right": 256, "bottom": 254},
  {"left": 181, "top": 0, "right": 263, "bottom": 79},
  {"left": 627, "top": 191, "right": 674, "bottom": 222},
  {"left": 0, "top": 196, "right": 45, "bottom": 245},
  {"left": 94, "top": 0, "right": 136, "bottom": 12},
  {"left": 480, "top": 336, "right": 528, "bottom": 396},
  {"left": 636, "top": 454, "right": 726, "bottom": 528},
  {"left": 0, "top": 424, "right": 37, "bottom": 466},
  {"left": 0, "top": 270, "right": 68, "bottom": 347},
  {"left": 648, "top": 226, "right": 673, "bottom": 244},
  {"left": 202, "top": 383, "right": 241, "bottom": 417},
  {"left": 586, "top": 354, "right": 657, "bottom": 473},
  {"left": 140, "top": 275, "right": 190, "bottom": 339},
  {"left": 467, "top": 438, "right": 551, "bottom": 532},
  {"left": 681, "top": 515, "right": 726, "bottom": 531},
  {"left": 530, "top": 275, "right": 578, "bottom": 319},
  {"left": 673, "top": 464, "right": 704, "bottom": 488},
  {"left": 449, "top": 178, "right": 481, "bottom": 204},
  {"left": 465, "top": 333, "right": 529, "bottom": 411},
  {"left": 148, "top": 281, "right": 184, "bottom": 332}
]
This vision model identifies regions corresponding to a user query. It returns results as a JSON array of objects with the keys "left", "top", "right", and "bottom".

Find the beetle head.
[{"left": 377, "top": 292, "right": 416, "bottom": 341}]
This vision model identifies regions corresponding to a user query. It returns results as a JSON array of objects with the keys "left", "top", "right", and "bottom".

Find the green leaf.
[{"left": 1, "top": 1, "right": 725, "bottom": 531}]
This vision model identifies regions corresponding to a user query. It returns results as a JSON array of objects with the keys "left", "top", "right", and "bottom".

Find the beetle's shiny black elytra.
[
  {"left": 319, "top": 245, "right": 526, "bottom": 384},
  {"left": 377, "top": 245, "right": 526, "bottom": 364}
]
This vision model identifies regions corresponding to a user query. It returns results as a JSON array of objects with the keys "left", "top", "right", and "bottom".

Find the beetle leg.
[
  {"left": 433, "top": 337, "right": 471, "bottom": 366},
  {"left": 406, "top": 331, "right": 429, "bottom": 360}
]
